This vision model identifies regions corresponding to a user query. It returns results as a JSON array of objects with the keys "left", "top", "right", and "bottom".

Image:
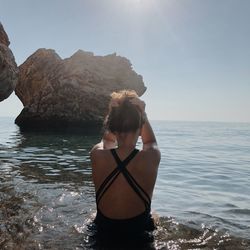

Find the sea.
[{"left": 0, "top": 117, "right": 250, "bottom": 250}]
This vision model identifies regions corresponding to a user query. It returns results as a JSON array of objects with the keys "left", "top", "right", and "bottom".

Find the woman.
[{"left": 90, "top": 90, "right": 160, "bottom": 246}]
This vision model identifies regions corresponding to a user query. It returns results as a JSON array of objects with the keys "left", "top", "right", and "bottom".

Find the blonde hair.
[
  {"left": 109, "top": 90, "right": 139, "bottom": 111},
  {"left": 105, "top": 90, "right": 143, "bottom": 133}
]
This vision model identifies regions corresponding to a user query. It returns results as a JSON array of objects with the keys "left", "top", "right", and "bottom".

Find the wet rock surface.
[
  {"left": 15, "top": 49, "right": 146, "bottom": 132},
  {"left": 0, "top": 23, "right": 18, "bottom": 102}
]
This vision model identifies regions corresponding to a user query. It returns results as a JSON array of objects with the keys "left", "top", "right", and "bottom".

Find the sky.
[{"left": 0, "top": 0, "right": 250, "bottom": 122}]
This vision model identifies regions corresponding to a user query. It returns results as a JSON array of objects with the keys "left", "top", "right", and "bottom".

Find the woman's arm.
[
  {"left": 91, "top": 130, "right": 117, "bottom": 151},
  {"left": 130, "top": 98, "right": 158, "bottom": 150},
  {"left": 91, "top": 98, "right": 119, "bottom": 152},
  {"left": 140, "top": 114, "right": 158, "bottom": 150},
  {"left": 102, "top": 130, "right": 117, "bottom": 149}
]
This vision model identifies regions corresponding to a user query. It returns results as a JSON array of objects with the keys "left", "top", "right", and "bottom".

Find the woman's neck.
[{"left": 116, "top": 132, "right": 139, "bottom": 152}]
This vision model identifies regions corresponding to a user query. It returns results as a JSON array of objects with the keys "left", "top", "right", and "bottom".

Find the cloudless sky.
[{"left": 0, "top": 0, "right": 250, "bottom": 122}]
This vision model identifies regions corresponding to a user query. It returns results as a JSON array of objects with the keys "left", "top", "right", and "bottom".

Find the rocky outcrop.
[
  {"left": 0, "top": 23, "right": 10, "bottom": 46},
  {"left": 15, "top": 49, "right": 146, "bottom": 131},
  {"left": 0, "top": 23, "right": 18, "bottom": 102}
]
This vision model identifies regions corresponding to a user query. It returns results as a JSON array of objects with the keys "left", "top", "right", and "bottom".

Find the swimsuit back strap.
[
  {"left": 121, "top": 168, "right": 151, "bottom": 211},
  {"left": 96, "top": 167, "right": 120, "bottom": 205},
  {"left": 95, "top": 148, "right": 139, "bottom": 206},
  {"left": 111, "top": 149, "right": 151, "bottom": 210},
  {"left": 110, "top": 148, "right": 139, "bottom": 168},
  {"left": 123, "top": 169, "right": 151, "bottom": 205}
]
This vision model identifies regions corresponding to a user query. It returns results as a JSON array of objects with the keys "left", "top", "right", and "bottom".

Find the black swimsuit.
[{"left": 94, "top": 148, "right": 155, "bottom": 245}]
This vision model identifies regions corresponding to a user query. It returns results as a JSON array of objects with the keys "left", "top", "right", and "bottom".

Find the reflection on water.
[
  {"left": 1, "top": 118, "right": 250, "bottom": 249},
  {"left": 2, "top": 128, "right": 99, "bottom": 184},
  {"left": 0, "top": 123, "right": 99, "bottom": 249}
]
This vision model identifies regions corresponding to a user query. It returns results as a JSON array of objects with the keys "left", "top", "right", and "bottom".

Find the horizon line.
[{"left": 1, "top": 116, "right": 250, "bottom": 125}]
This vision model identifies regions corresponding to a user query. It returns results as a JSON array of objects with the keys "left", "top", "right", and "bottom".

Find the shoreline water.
[
  {"left": 1, "top": 117, "right": 250, "bottom": 249},
  {"left": 2, "top": 115, "right": 250, "bottom": 124}
]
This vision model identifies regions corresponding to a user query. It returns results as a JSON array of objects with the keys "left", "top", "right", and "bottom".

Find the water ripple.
[{"left": 1, "top": 119, "right": 250, "bottom": 248}]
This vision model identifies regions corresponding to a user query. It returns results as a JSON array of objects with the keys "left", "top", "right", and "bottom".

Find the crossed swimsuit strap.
[{"left": 96, "top": 148, "right": 151, "bottom": 212}]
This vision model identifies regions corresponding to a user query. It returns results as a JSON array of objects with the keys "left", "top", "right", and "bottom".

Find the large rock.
[
  {"left": 15, "top": 49, "right": 146, "bottom": 131},
  {"left": 0, "top": 23, "right": 18, "bottom": 102}
]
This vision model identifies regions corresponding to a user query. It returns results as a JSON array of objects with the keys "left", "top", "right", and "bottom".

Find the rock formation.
[
  {"left": 0, "top": 23, "right": 18, "bottom": 102},
  {"left": 15, "top": 49, "right": 146, "bottom": 131}
]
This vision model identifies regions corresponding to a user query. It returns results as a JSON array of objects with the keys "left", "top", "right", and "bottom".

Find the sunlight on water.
[{"left": 1, "top": 118, "right": 250, "bottom": 249}]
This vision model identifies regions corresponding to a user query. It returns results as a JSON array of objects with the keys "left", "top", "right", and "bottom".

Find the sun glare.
[{"left": 123, "top": 0, "right": 155, "bottom": 11}]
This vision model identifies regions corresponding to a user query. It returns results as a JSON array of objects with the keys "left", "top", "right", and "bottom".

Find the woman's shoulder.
[
  {"left": 90, "top": 146, "right": 113, "bottom": 164},
  {"left": 138, "top": 146, "right": 161, "bottom": 167},
  {"left": 141, "top": 144, "right": 160, "bottom": 158},
  {"left": 91, "top": 146, "right": 109, "bottom": 155}
]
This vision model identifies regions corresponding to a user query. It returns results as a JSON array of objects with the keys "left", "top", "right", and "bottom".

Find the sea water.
[{"left": 0, "top": 117, "right": 250, "bottom": 249}]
